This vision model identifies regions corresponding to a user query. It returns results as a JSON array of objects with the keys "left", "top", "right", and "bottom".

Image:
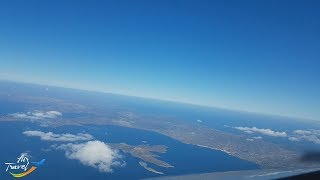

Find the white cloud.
[
  {"left": 253, "top": 136, "right": 263, "bottom": 140},
  {"left": 233, "top": 126, "right": 287, "bottom": 137},
  {"left": 288, "top": 137, "right": 300, "bottom": 142},
  {"left": 300, "top": 135, "right": 320, "bottom": 144},
  {"left": 57, "top": 141, "right": 124, "bottom": 173},
  {"left": 289, "top": 129, "right": 320, "bottom": 144},
  {"left": 23, "top": 131, "right": 93, "bottom": 142},
  {"left": 196, "top": 119, "right": 202, "bottom": 123},
  {"left": 293, "top": 130, "right": 313, "bottom": 135},
  {"left": 11, "top": 110, "right": 62, "bottom": 120}
]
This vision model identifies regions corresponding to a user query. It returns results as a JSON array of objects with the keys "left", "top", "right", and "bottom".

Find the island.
[
  {"left": 110, "top": 143, "right": 173, "bottom": 170},
  {"left": 139, "top": 161, "right": 164, "bottom": 174}
]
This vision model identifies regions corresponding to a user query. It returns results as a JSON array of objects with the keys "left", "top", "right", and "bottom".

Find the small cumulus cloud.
[
  {"left": 288, "top": 137, "right": 300, "bottom": 142},
  {"left": 246, "top": 137, "right": 263, "bottom": 142},
  {"left": 293, "top": 130, "right": 314, "bottom": 136},
  {"left": 301, "top": 135, "right": 320, "bottom": 144},
  {"left": 253, "top": 136, "right": 263, "bottom": 140},
  {"left": 288, "top": 129, "right": 320, "bottom": 144},
  {"left": 196, "top": 119, "right": 202, "bottom": 123},
  {"left": 56, "top": 141, "right": 125, "bottom": 173},
  {"left": 23, "top": 131, "right": 93, "bottom": 142},
  {"left": 233, "top": 126, "right": 287, "bottom": 137},
  {"left": 11, "top": 110, "right": 62, "bottom": 120}
]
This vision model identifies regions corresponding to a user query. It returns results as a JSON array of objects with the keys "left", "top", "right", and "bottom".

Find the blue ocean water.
[
  {"left": 0, "top": 121, "right": 259, "bottom": 180},
  {"left": 4, "top": 82, "right": 315, "bottom": 179},
  {"left": 0, "top": 81, "right": 315, "bottom": 179},
  {"left": 0, "top": 100, "right": 26, "bottom": 115}
]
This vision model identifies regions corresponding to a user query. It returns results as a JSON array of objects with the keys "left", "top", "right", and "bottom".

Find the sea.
[
  {"left": 0, "top": 83, "right": 273, "bottom": 179},
  {"left": 0, "top": 100, "right": 259, "bottom": 180}
]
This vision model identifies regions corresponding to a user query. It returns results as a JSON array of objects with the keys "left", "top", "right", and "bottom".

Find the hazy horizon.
[{"left": 1, "top": 79, "right": 318, "bottom": 122}]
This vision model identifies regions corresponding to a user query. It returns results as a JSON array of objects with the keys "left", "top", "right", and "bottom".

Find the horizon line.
[{"left": 0, "top": 78, "right": 318, "bottom": 122}]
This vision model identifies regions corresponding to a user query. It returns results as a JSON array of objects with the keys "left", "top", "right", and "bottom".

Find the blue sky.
[{"left": 0, "top": 0, "right": 319, "bottom": 120}]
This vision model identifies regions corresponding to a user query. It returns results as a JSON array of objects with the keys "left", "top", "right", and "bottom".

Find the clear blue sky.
[{"left": 0, "top": 0, "right": 319, "bottom": 120}]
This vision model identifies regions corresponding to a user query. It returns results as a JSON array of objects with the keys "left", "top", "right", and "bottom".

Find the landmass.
[
  {"left": 139, "top": 161, "right": 164, "bottom": 174},
  {"left": 1, "top": 81, "right": 319, "bottom": 169},
  {"left": 111, "top": 143, "right": 173, "bottom": 169},
  {"left": 113, "top": 116, "right": 299, "bottom": 168}
]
